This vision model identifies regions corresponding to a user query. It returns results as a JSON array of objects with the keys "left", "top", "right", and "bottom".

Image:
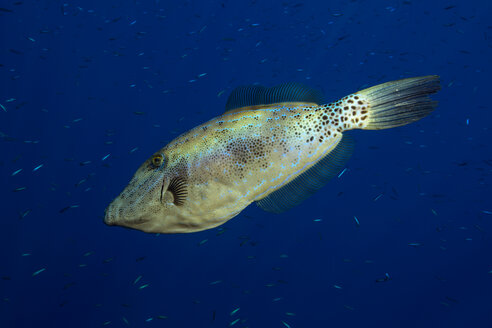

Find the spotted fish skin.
[{"left": 104, "top": 76, "right": 440, "bottom": 234}]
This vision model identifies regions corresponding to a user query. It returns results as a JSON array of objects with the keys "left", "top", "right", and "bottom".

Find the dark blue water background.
[{"left": 1, "top": 0, "right": 491, "bottom": 327}]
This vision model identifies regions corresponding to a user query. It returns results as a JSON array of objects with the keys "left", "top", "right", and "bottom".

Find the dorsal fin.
[
  {"left": 225, "top": 82, "right": 324, "bottom": 113},
  {"left": 256, "top": 134, "right": 355, "bottom": 214}
]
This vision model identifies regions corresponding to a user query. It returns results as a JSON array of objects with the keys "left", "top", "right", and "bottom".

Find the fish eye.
[{"left": 150, "top": 154, "right": 165, "bottom": 168}]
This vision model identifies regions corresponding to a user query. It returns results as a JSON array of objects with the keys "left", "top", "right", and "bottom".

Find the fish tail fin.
[{"left": 340, "top": 75, "right": 441, "bottom": 130}]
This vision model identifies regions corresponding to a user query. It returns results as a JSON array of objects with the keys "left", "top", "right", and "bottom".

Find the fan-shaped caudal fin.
[{"left": 337, "top": 75, "right": 441, "bottom": 131}]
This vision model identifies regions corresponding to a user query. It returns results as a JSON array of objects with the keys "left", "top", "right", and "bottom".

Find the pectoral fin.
[{"left": 256, "top": 134, "right": 354, "bottom": 213}]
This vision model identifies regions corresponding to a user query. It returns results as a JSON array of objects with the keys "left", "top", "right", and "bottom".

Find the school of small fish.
[{"left": 2, "top": 1, "right": 491, "bottom": 327}]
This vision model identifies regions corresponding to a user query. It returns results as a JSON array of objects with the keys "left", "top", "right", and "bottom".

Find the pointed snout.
[{"left": 104, "top": 202, "right": 117, "bottom": 226}]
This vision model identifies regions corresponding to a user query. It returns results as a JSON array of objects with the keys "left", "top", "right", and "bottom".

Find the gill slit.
[{"left": 160, "top": 176, "right": 165, "bottom": 203}]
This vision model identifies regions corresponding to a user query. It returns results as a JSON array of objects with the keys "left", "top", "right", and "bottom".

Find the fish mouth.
[
  {"left": 104, "top": 205, "right": 116, "bottom": 226},
  {"left": 104, "top": 202, "right": 150, "bottom": 227},
  {"left": 125, "top": 217, "right": 151, "bottom": 226}
]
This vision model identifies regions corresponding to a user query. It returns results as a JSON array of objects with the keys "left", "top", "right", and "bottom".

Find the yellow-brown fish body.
[{"left": 105, "top": 76, "right": 440, "bottom": 234}]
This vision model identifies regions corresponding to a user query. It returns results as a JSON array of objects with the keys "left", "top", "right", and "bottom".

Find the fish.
[
  {"left": 105, "top": 76, "right": 440, "bottom": 233},
  {"left": 229, "top": 318, "right": 240, "bottom": 326},
  {"left": 32, "top": 268, "right": 46, "bottom": 277}
]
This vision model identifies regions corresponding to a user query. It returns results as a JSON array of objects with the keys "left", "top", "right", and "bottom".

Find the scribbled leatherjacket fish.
[{"left": 105, "top": 76, "right": 440, "bottom": 233}]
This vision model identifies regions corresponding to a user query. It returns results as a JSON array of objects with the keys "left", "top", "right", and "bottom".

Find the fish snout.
[
  {"left": 104, "top": 198, "right": 153, "bottom": 229},
  {"left": 104, "top": 202, "right": 118, "bottom": 226}
]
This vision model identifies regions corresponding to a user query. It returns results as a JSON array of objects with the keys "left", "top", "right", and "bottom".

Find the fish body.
[{"left": 105, "top": 76, "right": 440, "bottom": 233}]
